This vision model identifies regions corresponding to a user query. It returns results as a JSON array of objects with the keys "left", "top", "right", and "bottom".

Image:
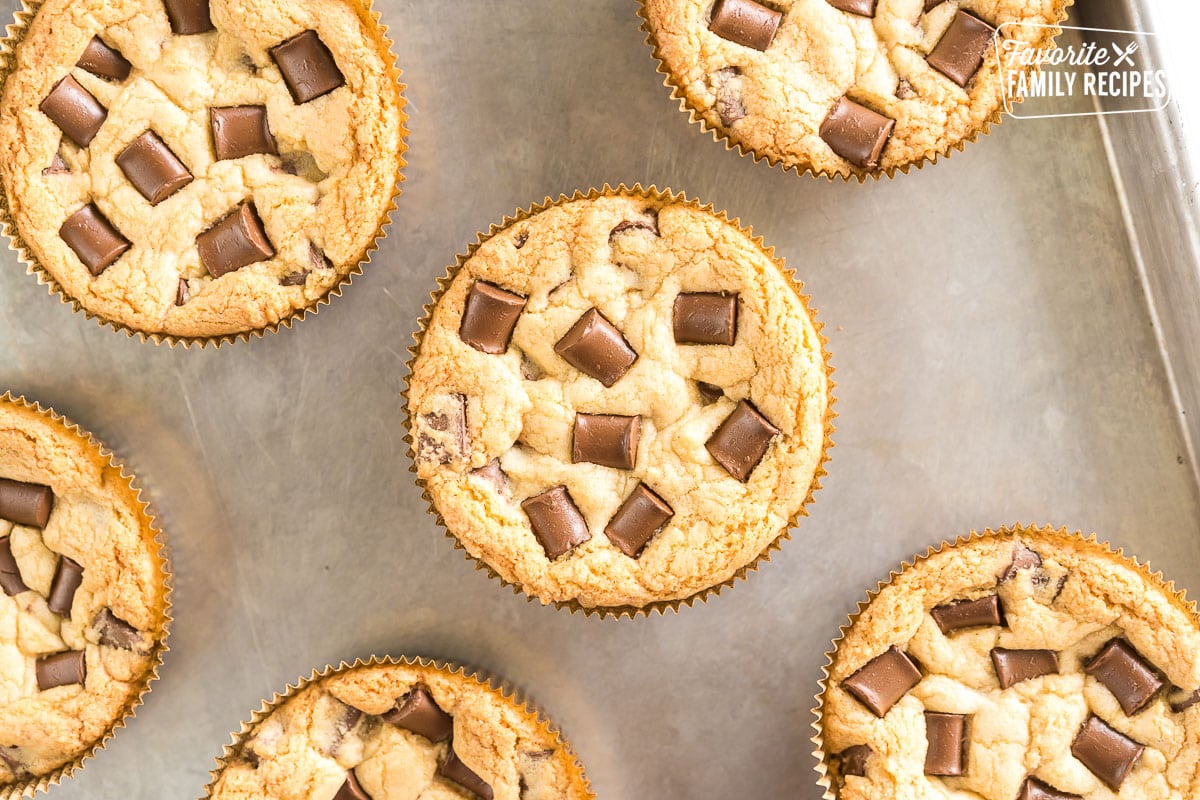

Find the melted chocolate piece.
[
  {"left": 116, "top": 131, "right": 193, "bottom": 205},
  {"left": 415, "top": 394, "right": 467, "bottom": 467},
  {"left": 459, "top": 281, "right": 527, "bottom": 354},
  {"left": 1003, "top": 544, "right": 1042, "bottom": 580},
  {"left": 77, "top": 36, "right": 132, "bottom": 82},
  {"left": 210, "top": 106, "right": 278, "bottom": 160},
  {"left": 60, "top": 204, "right": 131, "bottom": 276},
  {"left": 383, "top": 685, "right": 453, "bottom": 742},
  {"left": 924, "top": 712, "right": 966, "bottom": 776},
  {"left": 819, "top": 96, "right": 894, "bottom": 169},
  {"left": 271, "top": 30, "right": 346, "bottom": 104},
  {"left": 697, "top": 382, "right": 724, "bottom": 404},
  {"left": 842, "top": 646, "right": 921, "bottom": 717},
  {"left": 1085, "top": 639, "right": 1164, "bottom": 715},
  {"left": 1169, "top": 686, "right": 1200, "bottom": 713},
  {"left": 991, "top": 648, "right": 1059, "bottom": 689},
  {"left": 572, "top": 413, "right": 641, "bottom": 470},
  {"left": 43, "top": 151, "right": 70, "bottom": 176},
  {"left": 94, "top": 608, "right": 144, "bottom": 650},
  {"left": 176, "top": 278, "right": 190, "bottom": 306},
  {"left": 711, "top": 66, "right": 746, "bottom": 126},
  {"left": 827, "top": 0, "right": 876, "bottom": 16},
  {"left": 674, "top": 293, "right": 738, "bottom": 345},
  {"left": 930, "top": 595, "right": 1002, "bottom": 634},
  {"left": 280, "top": 271, "right": 309, "bottom": 287},
  {"left": 0, "top": 477, "right": 54, "bottom": 527},
  {"left": 39, "top": 76, "right": 107, "bottom": 148},
  {"left": 36, "top": 650, "right": 86, "bottom": 690},
  {"left": 610, "top": 218, "right": 658, "bottom": 238},
  {"left": 0, "top": 536, "right": 28, "bottom": 596},
  {"left": 896, "top": 78, "right": 917, "bottom": 99},
  {"left": 924, "top": 0, "right": 943, "bottom": 10},
  {"left": 604, "top": 483, "right": 673, "bottom": 558},
  {"left": 838, "top": 744, "right": 871, "bottom": 778},
  {"left": 439, "top": 749, "right": 494, "bottom": 800},
  {"left": 308, "top": 242, "right": 333, "bottom": 270},
  {"left": 554, "top": 308, "right": 638, "bottom": 387},
  {"left": 164, "top": 0, "right": 214, "bottom": 34},
  {"left": 47, "top": 557, "right": 83, "bottom": 616},
  {"left": 196, "top": 202, "right": 275, "bottom": 277},
  {"left": 927, "top": 10, "right": 996, "bottom": 88},
  {"left": 513, "top": 230, "right": 529, "bottom": 249},
  {"left": 332, "top": 771, "right": 371, "bottom": 800},
  {"left": 1070, "top": 715, "right": 1143, "bottom": 790},
  {"left": 1018, "top": 777, "right": 1082, "bottom": 800},
  {"left": 471, "top": 460, "right": 510, "bottom": 497},
  {"left": 705, "top": 400, "right": 780, "bottom": 482},
  {"left": 708, "top": 0, "right": 782, "bottom": 51},
  {"left": 521, "top": 486, "right": 591, "bottom": 560}
]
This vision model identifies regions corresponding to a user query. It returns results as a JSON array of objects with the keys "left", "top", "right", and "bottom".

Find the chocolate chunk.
[
  {"left": 0, "top": 477, "right": 54, "bottom": 528},
  {"left": 820, "top": 96, "right": 894, "bottom": 170},
  {"left": 196, "top": 202, "right": 275, "bottom": 278},
  {"left": 94, "top": 608, "right": 143, "bottom": 650},
  {"left": 519, "top": 352, "right": 544, "bottom": 381},
  {"left": 924, "top": 0, "right": 943, "bottom": 10},
  {"left": 705, "top": 400, "right": 780, "bottom": 482},
  {"left": 708, "top": 0, "right": 782, "bottom": 51},
  {"left": 513, "top": 230, "right": 529, "bottom": 249},
  {"left": 991, "top": 648, "right": 1058, "bottom": 689},
  {"left": 271, "top": 30, "right": 345, "bottom": 104},
  {"left": 605, "top": 483, "right": 673, "bottom": 558},
  {"left": 610, "top": 218, "right": 658, "bottom": 238},
  {"left": 43, "top": 151, "right": 70, "bottom": 176},
  {"left": 924, "top": 712, "right": 966, "bottom": 776},
  {"left": 930, "top": 595, "right": 1002, "bottom": 634},
  {"left": 1070, "top": 715, "right": 1143, "bottom": 790},
  {"left": 1018, "top": 777, "right": 1082, "bottom": 800},
  {"left": 471, "top": 460, "right": 510, "bottom": 497},
  {"left": 674, "top": 292, "right": 738, "bottom": 345},
  {"left": 308, "top": 242, "right": 333, "bottom": 270},
  {"left": 60, "top": 204, "right": 131, "bottom": 276},
  {"left": 1169, "top": 686, "right": 1200, "bottom": 713},
  {"left": 521, "top": 486, "right": 591, "bottom": 560},
  {"left": 176, "top": 278, "right": 190, "bottom": 306},
  {"left": 459, "top": 281, "right": 527, "bottom": 354},
  {"left": 896, "top": 78, "right": 917, "bottom": 99},
  {"left": 210, "top": 106, "right": 278, "bottom": 160},
  {"left": 39, "top": 76, "right": 106, "bottom": 148},
  {"left": 333, "top": 771, "right": 371, "bottom": 800},
  {"left": 383, "top": 685, "right": 453, "bottom": 742},
  {"left": 77, "top": 37, "right": 132, "bottom": 82},
  {"left": 1085, "top": 639, "right": 1164, "bottom": 715},
  {"left": 0, "top": 536, "right": 28, "bottom": 596},
  {"left": 838, "top": 744, "right": 871, "bottom": 778},
  {"left": 842, "top": 646, "right": 921, "bottom": 717},
  {"left": 712, "top": 67, "right": 746, "bottom": 126},
  {"left": 415, "top": 394, "right": 467, "bottom": 467},
  {"left": 927, "top": 10, "right": 996, "bottom": 88},
  {"left": 163, "top": 0, "right": 214, "bottom": 35},
  {"left": 47, "top": 557, "right": 83, "bottom": 616},
  {"left": 572, "top": 413, "right": 641, "bottom": 470},
  {"left": 1003, "top": 544, "right": 1042, "bottom": 580},
  {"left": 827, "top": 0, "right": 876, "bottom": 17},
  {"left": 439, "top": 749, "right": 493, "bottom": 800},
  {"left": 116, "top": 131, "right": 193, "bottom": 205},
  {"left": 554, "top": 308, "right": 638, "bottom": 387},
  {"left": 280, "top": 271, "right": 308, "bottom": 286},
  {"left": 36, "top": 650, "right": 86, "bottom": 690},
  {"left": 697, "top": 382, "right": 724, "bottom": 404}
]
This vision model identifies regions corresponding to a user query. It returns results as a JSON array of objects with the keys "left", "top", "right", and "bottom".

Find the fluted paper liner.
[
  {"left": 404, "top": 183, "right": 837, "bottom": 618},
  {"left": 0, "top": 392, "right": 171, "bottom": 800},
  {"left": 0, "top": 0, "right": 407, "bottom": 347},
  {"left": 636, "top": 1, "right": 1075, "bottom": 182},
  {"left": 810, "top": 523, "right": 1200, "bottom": 798},
  {"left": 201, "top": 655, "right": 595, "bottom": 800}
]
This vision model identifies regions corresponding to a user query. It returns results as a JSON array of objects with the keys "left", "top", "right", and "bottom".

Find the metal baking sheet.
[{"left": 3, "top": 1, "right": 1200, "bottom": 797}]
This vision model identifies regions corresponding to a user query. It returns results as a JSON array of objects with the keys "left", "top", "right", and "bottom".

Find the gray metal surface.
[{"left": 2, "top": 2, "right": 1199, "bottom": 798}]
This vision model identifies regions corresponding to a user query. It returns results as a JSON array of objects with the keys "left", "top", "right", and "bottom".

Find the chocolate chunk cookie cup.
[
  {"left": 638, "top": 0, "right": 1073, "bottom": 180},
  {"left": 814, "top": 524, "right": 1200, "bottom": 800},
  {"left": 406, "top": 185, "right": 834, "bottom": 616},
  {"left": 204, "top": 656, "right": 594, "bottom": 800},
  {"left": 0, "top": 393, "right": 170, "bottom": 797},
  {"left": 0, "top": 0, "right": 406, "bottom": 345}
]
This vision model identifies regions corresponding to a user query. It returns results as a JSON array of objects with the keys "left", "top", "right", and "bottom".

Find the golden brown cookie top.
[
  {"left": 0, "top": 0, "right": 405, "bottom": 339},
  {"left": 0, "top": 396, "right": 168, "bottom": 786},
  {"left": 821, "top": 526, "right": 1200, "bottom": 800},
  {"left": 408, "top": 191, "right": 831, "bottom": 610},
  {"left": 208, "top": 661, "right": 592, "bottom": 800}
]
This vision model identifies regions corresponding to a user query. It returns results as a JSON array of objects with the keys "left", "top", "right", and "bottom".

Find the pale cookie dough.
[
  {"left": 0, "top": 0, "right": 404, "bottom": 338},
  {"left": 641, "top": 0, "right": 1073, "bottom": 177},
  {"left": 407, "top": 192, "right": 831, "bottom": 610},
  {"left": 0, "top": 397, "right": 168, "bottom": 788},
  {"left": 820, "top": 526, "right": 1200, "bottom": 800},
  {"left": 208, "top": 660, "right": 593, "bottom": 800}
]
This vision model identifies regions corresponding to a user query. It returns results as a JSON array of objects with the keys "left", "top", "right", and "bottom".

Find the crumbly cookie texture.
[
  {"left": 408, "top": 194, "right": 829, "bottom": 609},
  {"left": 0, "top": 399, "right": 167, "bottom": 785},
  {"left": 209, "top": 662, "right": 591, "bottom": 800},
  {"left": 642, "top": 0, "right": 1072, "bottom": 177},
  {"left": 0, "top": 0, "right": 404, "bottom": 338},
  {"left": 821, "top": 527, "right": 1200, "bottom": 800}
]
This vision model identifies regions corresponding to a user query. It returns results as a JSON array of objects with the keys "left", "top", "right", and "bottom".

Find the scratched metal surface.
[{"left": 1, "top": 2, "right": 1199, "bottom": 798}]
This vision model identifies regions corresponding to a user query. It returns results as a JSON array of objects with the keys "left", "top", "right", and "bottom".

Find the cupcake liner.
[
  {"left": 810, "top": 523, "right": 1200, "bottom": 799},
  {"left": 403, "top": 183, "right": 837, "bottom": 618},
  {"left": 0, "top": 0, "right": 408, "bottom": 347},
  {"left": 201, "top": 654, "right": 596, "bottom": 800},
  {"left": 635, "top": 1, "right": 1075, "bottom": 182},
  {"left": 0, "top": 392, "right": 172, "bottom": 800}
]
